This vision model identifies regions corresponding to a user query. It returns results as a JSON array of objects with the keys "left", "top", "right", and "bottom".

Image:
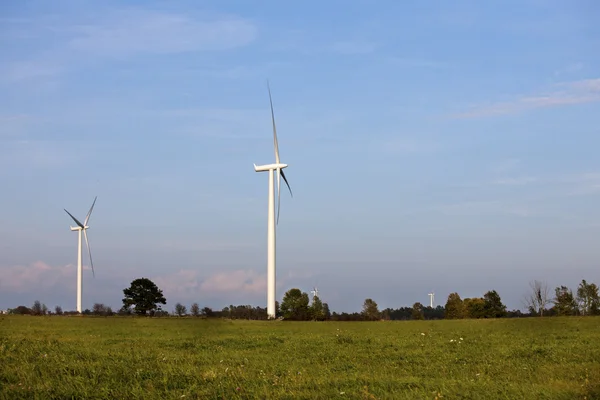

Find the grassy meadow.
[{"left": 1, "top": 316, "right": 599, "bottom": 399}]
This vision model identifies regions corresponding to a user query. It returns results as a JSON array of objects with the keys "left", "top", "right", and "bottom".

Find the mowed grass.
[{"left": 1, "top": 316, "right": 599, "bottom": 399}]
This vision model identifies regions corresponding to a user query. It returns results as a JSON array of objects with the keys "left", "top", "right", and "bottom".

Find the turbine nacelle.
[
  {"left": 254, "top": 163, "right": 288, "bottom": 172},
  {"left": 69, "top": 226, "right": 89, "bottom": 231}
]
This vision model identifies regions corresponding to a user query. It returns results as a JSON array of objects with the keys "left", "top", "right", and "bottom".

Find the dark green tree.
[
  {"left": 483, "top": 290, "right": 507, "bottom": 318},
  {"left": 323, "top": 303, "right": 331, "bottom": 320},
  {"left": 553, "top": 286, "right": 578, "bottom": 316},
  {"left": 411, "top": 302, "right": 424, "bottom": 320},
  {"left": 444, "top": 292, "right": 465, "bottom": 319},
  {"left": 280, "top": 288, "right": 310, "bottom": 320},
  {"left": 576, "top": 280, "right": 600, "bottom": 316},
  {"left": 464, "top": 297, "right": 486, "bottom": 318},
  {"left": 361, "top": 298, "right": 380, "bottom": 321},
  {"left": 122, "top": 277, "right": 167, "bottom": 316},
  {"left": 309, "top": 296, "right": 325, "bottom": 321}
]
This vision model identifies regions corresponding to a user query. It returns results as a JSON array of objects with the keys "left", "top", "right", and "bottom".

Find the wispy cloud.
[
  {"left": 435, "top": 200, "right": 533, "bottom": 217},
  {"left": 490, "top": 158, "right": 521, "bottom": 173},
  {"left": 453, "top": 78, "right": 600, "bottom": 118},
  {"left": 381, "top": 136, "right": 441, "bottom": 154},
  {"left": 68, "top": 9, "right": 258, "bottom": 57},
  {"left": 330, "top": 40, "right": 379, "bottom": 55},
  {"left": 152, "top": 269, "right": 267, "bottom": 302},
  {"left": 2, "top": 8, "right": 259, "bottom": 85},
  {"left": 492, "top": 177, "right": 537, "bottom": 186},
  {"left": 0, "top": 140, "right": 83, "bottom": 170},
  {"left": 0, "top": 61, "right": 63, "bottom": 83},
  {"left": 0, "top": 261, "right": 74, "bottom": 293},
  {"left": 387, "top": 57, "right": 450, "bottom": 69}
]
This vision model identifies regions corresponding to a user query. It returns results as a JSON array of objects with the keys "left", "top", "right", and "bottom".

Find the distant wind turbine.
[
  {"left": 253, "top": 82, "right": 293, "bottom": 320},
  {"left": 311, "top": 287, "right": 319, "bottom": 300},
  {"left": 428, "top": 292, "right": 435, "bottom": 308},
  {"left": 64, "top": 196, "right": 97, "bottom": 313}
]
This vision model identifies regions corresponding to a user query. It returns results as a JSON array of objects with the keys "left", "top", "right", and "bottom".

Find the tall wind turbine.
[
  {"left": 253, "top": 82, "right": 293, "bottom": 320},
  {"left": 64, "top": 196, "right": 97, "bottom": 313},
  {"left": 428, "top": 292, "right": 435, "bottom": 308}
]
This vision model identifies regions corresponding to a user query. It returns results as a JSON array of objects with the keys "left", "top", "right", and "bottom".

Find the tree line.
[{"left": 5, "top": 277, "right": 599, "bottom": 320}]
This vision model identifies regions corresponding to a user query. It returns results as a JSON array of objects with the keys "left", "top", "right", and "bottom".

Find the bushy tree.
[
  {"left": 201, "top": 307, "right": 214, "bottom": 317},
  {"left": 190, "top": 303, "right": 200, "bottom": 317},
  {"left": 309, "top": 296, "right": 325, "bottom": 321},
  {"left": 483, "top": 290, "right": 507, "bottom": 318},
  {"left": 54, "top": 306, "right": 63, "bottom": 315},
  {"left": 552, "top": 286, "right": 578, "bottom": 316},
  {"left": 444, "top": 293, "right": 465, "bottom": 319},
  {"left": 411, "top": 302, "right": 424, "bottom": 320},
  {"left": 174, "top": 303, "right": 187, "bottom": 316},
  {"left": 577, "top": 280, "right": 600, "bottom": 316},
  {"left": 361, "top": 298, "right": 380, "bottom": 321},
  {"left": 93, "top": 303, "right": 112, "bottom": 316},
  {"left": 323, "top": 303, "right": 331, "bottom": 320},
  {"left": 464, "top": 298, "right": 486, "bottom": 318},
  {"left": 31, "top": 300, "right": 43, "bottom": 316},
  {"left": 280, "top": 288, "right": 310, "bottom": 320},
  {"left": 122, "top": 277, "right": 167, "bottom": 316}
]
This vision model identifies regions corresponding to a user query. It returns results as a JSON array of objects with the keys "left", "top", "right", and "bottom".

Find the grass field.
[{"left": 1, "top": 316, "right": 599, "bottom": 399}]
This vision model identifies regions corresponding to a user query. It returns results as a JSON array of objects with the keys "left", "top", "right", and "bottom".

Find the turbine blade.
[
  {"left": 83, "top": 229, "right": 95, "bottom": 278},
  {"left": 84, "top": 196, "right": 97, "bottom": 226},
  {"left": 281, "top": 169, "right": 293, "bottom": 197},
  {"left": 277, "top": 168, "right": 281, "bottom": 225},
  {"left": 267, "top": 81, "right": 280, "bottom": 164},
  {"left": 64, "top": 209, "right": 84, "bottom": 228}
]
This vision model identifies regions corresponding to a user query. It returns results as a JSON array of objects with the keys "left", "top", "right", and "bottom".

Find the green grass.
[{"left": 1, "top": 316, "right": 599, "bottom": 399}]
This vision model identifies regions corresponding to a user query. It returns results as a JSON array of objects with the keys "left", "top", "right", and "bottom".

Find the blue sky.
[{"left": 1, "top": 0, "right": 599, "bottom": 313}]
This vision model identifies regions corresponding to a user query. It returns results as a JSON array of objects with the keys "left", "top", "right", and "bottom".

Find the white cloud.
[
  {"left": 453, "top": 78, "right": 600, "bottom": 118},
  {"left": 0, "top": 261, "right": 74, "bottom": 293},
  {"left": 152, "top": 269, "right": 266, "bottom": 302},
  {"left": 68, "top": 9, "right": 258, "bottom": 57}
]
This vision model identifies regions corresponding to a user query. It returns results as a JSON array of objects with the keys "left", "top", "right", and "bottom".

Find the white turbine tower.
[
  {"left": 428, "top": 292, "right": 435, "bottom": 308},
  {"left": 64, "top": 196, "right": 97, "bottom": 313},
  {"left": 311, "top": 287, "right": 319, "bottom": 300},
  {"left": 254, "top": 82, "right": 293, "bottom": 320}
]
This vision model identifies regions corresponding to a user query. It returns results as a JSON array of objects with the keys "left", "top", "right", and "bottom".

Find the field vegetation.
[{"left": 1, "top": 315, "right": 599, "bottom": 399}]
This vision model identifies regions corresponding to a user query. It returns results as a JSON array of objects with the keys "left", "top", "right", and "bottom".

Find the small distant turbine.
[
  {"left": 311, "top": 287, "right": 319, "bottom": 300},
  {"left": 64, "top": 196, "right": 97, "bottom": 313},
  {"left": 428, "top": 292, "right": 435, "bottom": 308}
]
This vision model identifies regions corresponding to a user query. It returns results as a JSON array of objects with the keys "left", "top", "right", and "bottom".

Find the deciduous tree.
[
  {"left": 444, "top": 293, "right": 465, "bottom": 319},
  {"left": 576, "top": 280, "right": 600, "bottom": 316},
  {"left": 190, "top": 303, "right": 200, "bottom": 317},
  {"left": 309, "top": 296, "right": 325, "bottom": 321},
  {"left": 411, "top": 302, "right": 424, "bottom": 320},
  {"left": 524, "top": 280, "right": 551, "bottom": 316},
  {"left": 122, "top": 277, "right": 167, "bottom": 316},
  {"left": 174, "top": 303, "right": 187, "bottom": 317},
  {"left": 483, "top": 290, "right": 507, "bottom": 318},
  {"left": 280, "top": 288, "right": 310, "bottom": 320},
  {"left": 361, "top": 298, "right": 380, "bottom": 321},
  {"left": 553, "top": 286, "right": 578, "bottom": 316}
]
